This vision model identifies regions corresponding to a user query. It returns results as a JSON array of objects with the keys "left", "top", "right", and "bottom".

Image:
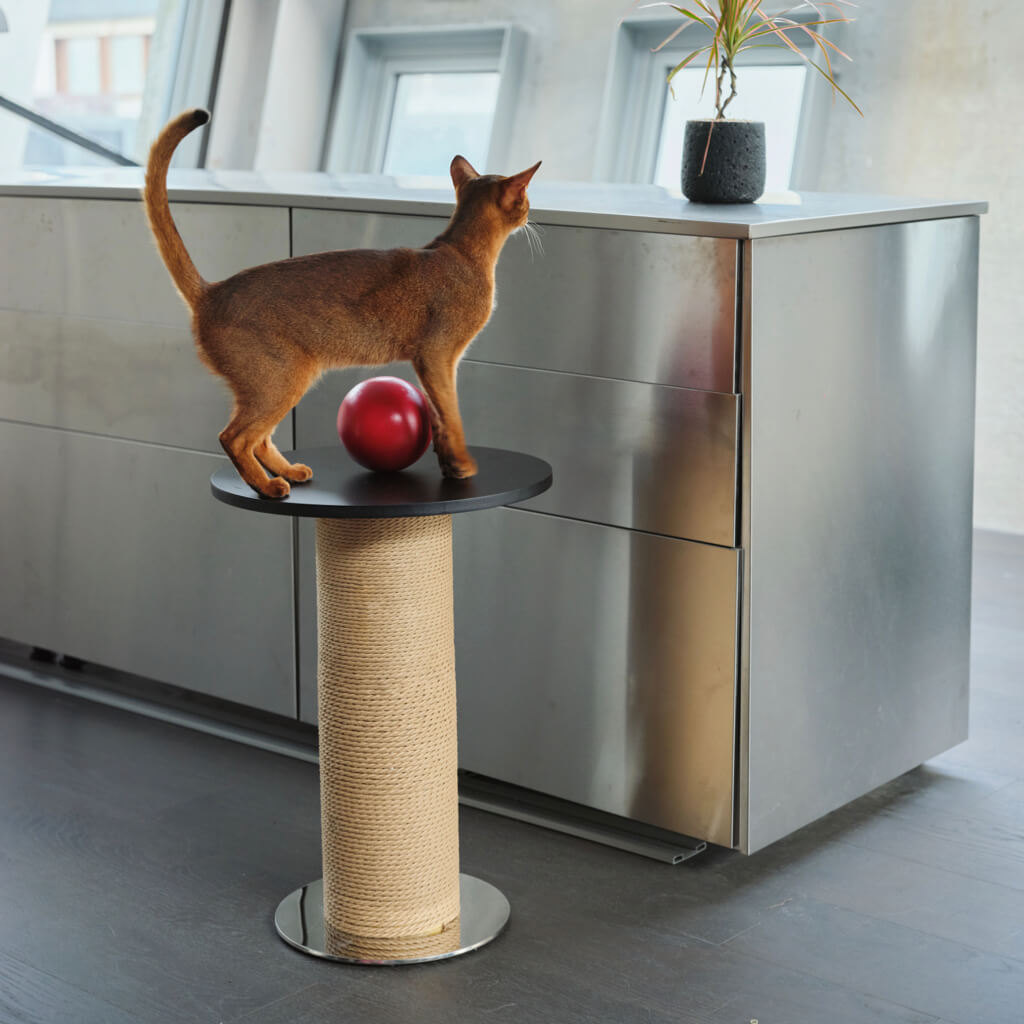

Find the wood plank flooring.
[{"left": 0, "top": 528, "right": 1021, "bottom": 1024}]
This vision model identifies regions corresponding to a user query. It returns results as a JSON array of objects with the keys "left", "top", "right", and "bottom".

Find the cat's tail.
[{"left": 143, "top": 108, "right": 210, "bottom": 309}]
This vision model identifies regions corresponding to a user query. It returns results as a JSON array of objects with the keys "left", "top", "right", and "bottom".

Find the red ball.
[{"left": 337, "top": 376, "right": 432, "bottom": 472}]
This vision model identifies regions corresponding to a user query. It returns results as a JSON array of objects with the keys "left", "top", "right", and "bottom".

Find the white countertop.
[{"left": 0, "top": 167, "right": 988, "bottom": 239}]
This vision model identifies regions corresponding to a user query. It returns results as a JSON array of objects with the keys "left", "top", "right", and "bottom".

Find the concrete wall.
[
  {"left": 341, "top": 0, "right": 1021, "bottom": 533},
  {"left": 341, "top": 0, "right": 629, "bottom": 181},
  {"left": 813, "top": 0, "right": 1021, "bottom": 535}
]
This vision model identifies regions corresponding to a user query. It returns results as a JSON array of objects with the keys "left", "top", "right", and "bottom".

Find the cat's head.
[{"left": 449, "top": 156, "right": 542, "bottom": 234}]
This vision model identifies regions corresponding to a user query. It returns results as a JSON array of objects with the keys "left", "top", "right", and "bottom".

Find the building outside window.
[{"left": 27, "top": 0, "right": 161, "bottom": 165}]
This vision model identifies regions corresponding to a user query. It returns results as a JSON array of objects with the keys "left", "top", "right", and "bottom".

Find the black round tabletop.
[{"left": 211, "top": 445, "right": 552, "bottom": 519}]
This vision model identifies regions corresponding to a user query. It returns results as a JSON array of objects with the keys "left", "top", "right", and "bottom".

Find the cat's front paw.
[{"left": 441, "top": 455, "right": 478, "bottom": 479}]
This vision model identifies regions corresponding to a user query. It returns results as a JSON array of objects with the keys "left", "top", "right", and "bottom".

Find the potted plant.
[{"left": 641, "top": 0, "right": 861, "bottom": 203}]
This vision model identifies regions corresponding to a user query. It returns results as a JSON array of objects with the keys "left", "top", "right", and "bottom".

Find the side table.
[{"left": 212, "top": 445, "right": 552, "bottom": 965}]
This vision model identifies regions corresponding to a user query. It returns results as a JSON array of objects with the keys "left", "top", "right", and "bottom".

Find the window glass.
[
  {"left": 64, "top": 37, "right": 102, "bottom": 95},
  {"left": 110, "top": 35, "right": 147, "bottom": 96},
  {"left": 382, "top": 71, "right": 500, "bottom": 176},
  {"left": 653, "top": 64, "right": 807, "bottom": 192},
  {"left": 0, "top": 0, "right": 182, "bottom": 167}
]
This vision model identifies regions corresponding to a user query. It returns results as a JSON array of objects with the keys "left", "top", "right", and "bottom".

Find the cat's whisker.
[{"left": 520, "top": 220, "right": 545, "bottom": 261}]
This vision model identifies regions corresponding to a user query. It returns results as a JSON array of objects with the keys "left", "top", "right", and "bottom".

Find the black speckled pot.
[{"left": 682, "top": 120, "right": 766, "bottom": 204}]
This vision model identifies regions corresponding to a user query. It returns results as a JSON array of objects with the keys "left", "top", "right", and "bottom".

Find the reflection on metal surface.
[
  {"left": 0, "top": 197, "right": 288, "bottom": 325},
  {"left": 458, "top": 363, "right": 739, "bottom": 545},
  {"left": 290, "top": 209, "right": 738, "bottom": 392},
  {"left": 489, "top": 224, "right": 737, "bottom": 392},
  {"left": 744, "top": 217, "right": 978, "bottom": 852},
  {"left": 274, "top": 876, "right": 510, "bottom": 965},
  {"left": 0, "top": 310, "right": 238, "bottom": 453},
  {"left": 0, "top": 420, "right": 297, "bottom": 715},
  {"left": 454, "top": 508, "right": 737, "bottom": 847},
  {"left": 626, "top": 527, "right": 739, "bottom": 847},
  {"left": 459, "top": 774, "right": 707, "bottom": 864}
]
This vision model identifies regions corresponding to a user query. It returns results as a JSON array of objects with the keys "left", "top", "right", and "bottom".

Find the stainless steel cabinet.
[
  {"left": 0, "top": 421, "right": 296, "bottom": 714},
  {"left": 0, "top": 197, "right": 296, "bottom": 713},
  {"left": 0, "top": 181, "right": 982, "bottom": 855}
]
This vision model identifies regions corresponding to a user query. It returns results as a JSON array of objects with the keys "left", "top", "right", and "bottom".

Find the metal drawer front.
[
  {"left": 454, "top": 507, "right": 739, "bottom": 848},
  {"left": 294, "top": 361, "right": 738, "bottom": 546},
  {"left": 0, "top": 198, "right": 289, "bottom": 325},
  {"left": 0, "top": 421, "right": 296, "bottom": 716},
  {"left": 290, "top": 208, "right": 738, "bottom": 392},
  {"left": 0, "top": 309, "right": 244, "bottom": 453},
  {"left": 291, "top": 208, "right": 447, "bottom": 261},
  {"left": 458, "top": 362, "right": 739, "bottom": 545}
]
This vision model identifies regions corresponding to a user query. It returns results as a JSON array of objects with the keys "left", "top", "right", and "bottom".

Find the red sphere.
[{"left": 337, "top": 376, "right": 432, "bottom": 472}]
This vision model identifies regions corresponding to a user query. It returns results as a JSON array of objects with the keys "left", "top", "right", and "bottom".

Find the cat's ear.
[
  {"left": 450, "top": 155, "right": 479, "bottom": 191},
  {"left": 499, "top": 161, "right": 542, "bottom": 211}
]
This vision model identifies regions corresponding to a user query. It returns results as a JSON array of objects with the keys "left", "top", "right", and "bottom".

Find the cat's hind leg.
[
  {"left": 219, "top": 406, "right": 290, "bottom": 499},
  {"left": 216, "top": 353, "right": 318, "bottom": 498},
  {"left": 254, "top": 436, "right": 313, "bottom": 483},
  {"left": 220, "top": 390, "right": 310, "bottom": 498}
]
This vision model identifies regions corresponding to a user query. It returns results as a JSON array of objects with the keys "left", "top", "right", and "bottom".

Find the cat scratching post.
[
  {"left": 316, "top": 516, "right": 460, "bottom": 954},
  {"left": 210, "top": 444, "right": 552, "bottom": 965}
]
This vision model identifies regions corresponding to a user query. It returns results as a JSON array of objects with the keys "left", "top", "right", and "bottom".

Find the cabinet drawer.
[
  {"left": 291, "top": 208, "right": 738, "bottom": 392},
  {"left": 454, "top": 507, "right": 739, "bottom": 847},
  {"left": 0, "top": 309, "right": 241, "bottom": 453},
  {"left": 0, "top": 197, "right": 289, "bottom": 325},
  {"left": 294, "top": 361, "right": 739, "bottom": 546},
  {"left": 459, "top": 362, "right": 739, "bottom": 545},
  {"left": 0, "top": 421, "right": 296, "bottom": 715}
]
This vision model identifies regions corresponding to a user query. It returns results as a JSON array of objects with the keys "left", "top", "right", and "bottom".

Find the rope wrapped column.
[{"left": 315, "top": 515, "right": 460, "bottom": 949}]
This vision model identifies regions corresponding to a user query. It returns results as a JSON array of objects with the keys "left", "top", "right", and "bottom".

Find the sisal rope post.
[{"left": 314, "top": 515, "right": 460, "bottom": 945}]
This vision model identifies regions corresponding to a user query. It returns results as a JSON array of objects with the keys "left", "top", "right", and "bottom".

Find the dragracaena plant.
[{"left": 640, "top": 0, "right": 862, "bottom": 120}]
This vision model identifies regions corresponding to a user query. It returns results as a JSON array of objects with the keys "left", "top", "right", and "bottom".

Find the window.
[
  {"left": 325, "top": 25, "right": 527, "bottom": 177},
  {"left": 595, "top": 15, "right": 843, "bottom": 192},
  {"left": 382, "top": 71, "right": 501, "bottom": 176},
  {"left": 29, "top": 3, "right": 161, "bottom": 163},
  {"left": 0, "top": 0, "right": 227, "bottom": 168}
]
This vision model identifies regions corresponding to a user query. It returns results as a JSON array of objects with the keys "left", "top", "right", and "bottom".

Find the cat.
[{"left": 143, "top": 108, "right": 541, "bottom": 498}]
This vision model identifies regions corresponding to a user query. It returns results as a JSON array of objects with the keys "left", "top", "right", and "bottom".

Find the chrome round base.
[{"left": 274, "top": 874, "right": 510, "bottom": 965}]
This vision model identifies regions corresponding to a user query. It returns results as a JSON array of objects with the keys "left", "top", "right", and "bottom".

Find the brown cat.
[{"left": 143, "top": 108, "right": 540, "bottom": 498}]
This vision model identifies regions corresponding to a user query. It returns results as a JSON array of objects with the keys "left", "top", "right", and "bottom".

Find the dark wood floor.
[{"left": 1, "top": 529, "right": 1021, "bottom": 1024}]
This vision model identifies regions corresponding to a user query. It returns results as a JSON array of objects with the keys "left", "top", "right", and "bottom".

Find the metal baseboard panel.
[
  {"left": 458, "top": 774, "right": 707, "bottom": 865},
  {"left": 0, "top": 653, "right": 706, "bottom": 864},
  {"left": 0, "top": 655, "right": 318, "bottom": 765}
]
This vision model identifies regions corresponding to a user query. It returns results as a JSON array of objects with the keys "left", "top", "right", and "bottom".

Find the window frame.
[
  {"left": 138, "top": 0, "right": 230, "bottom": 167},
  {"left": 594, "top": 14, "right": 849, "bottom": 191},
  {"left": 324, "top": 23, "right": 527, "bottom": 176}
]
